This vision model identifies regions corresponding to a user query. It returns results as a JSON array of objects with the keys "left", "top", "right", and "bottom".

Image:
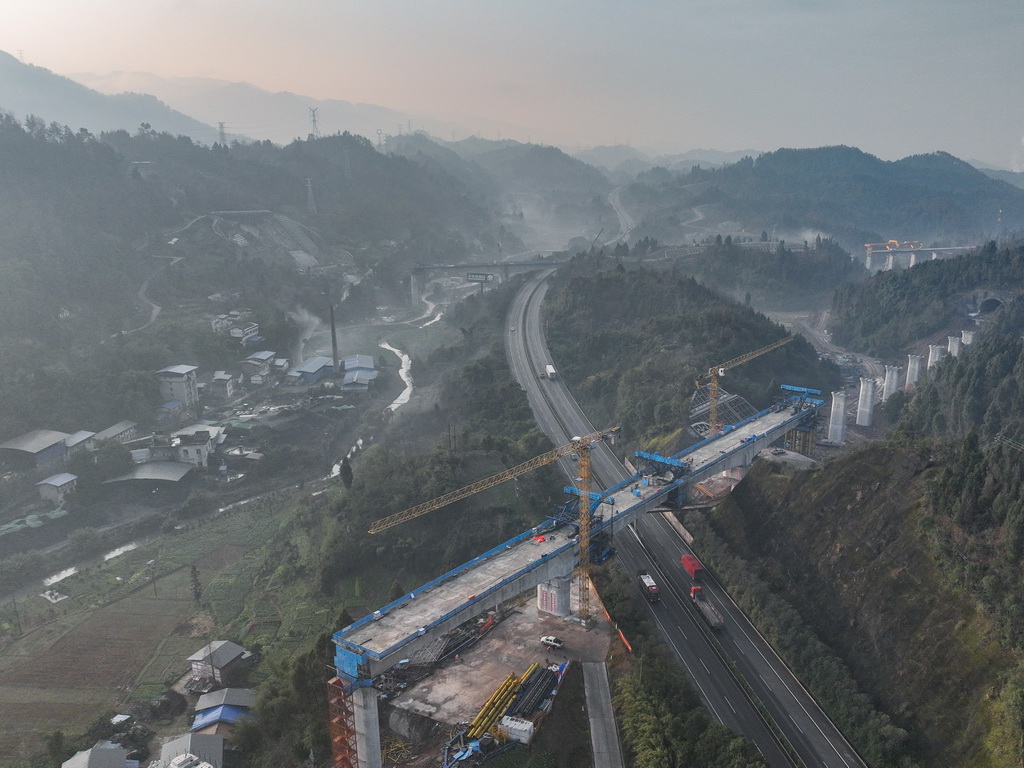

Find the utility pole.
[{"left": 309, "top": 107, "right": 321, "bottom": 139}]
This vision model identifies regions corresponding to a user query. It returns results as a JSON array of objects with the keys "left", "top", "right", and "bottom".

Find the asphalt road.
[{"left": 506, "top": 270, "right": 867, "bottom": 768}]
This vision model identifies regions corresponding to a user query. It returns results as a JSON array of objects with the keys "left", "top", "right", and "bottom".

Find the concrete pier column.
[
  {"left": 905, "top": 355, "right": 924, "bottom": 390},
  {"left": 948, "top": 336, "right": 962, "bottom": 357},
  {"left": 828, "top": 390, "right": 847, "bottom": 444},
  {"left": 927, "top": 344, "right": 946, "bottom": 369},
  {"left": 537, "top": 576, "right": 572, "bottom": 617},
  {"left": 410, "top": 272, "right": 420, "bottom": 305},
  {"left": 909, "top": 251, "right": 919, "bottom": 267},
  {"left": 885, "top": 252, "right": 895, "bottom": 270},
  {"left": 354, "top": 685, "right": 383, "bottom": 768},
  {"left": 865, "top": 253, "right": 875, "bottom": 271},
  {"left": 962, "top": 329, "right": 975, "bottom": 345},
  {"left": 882, "top": 365, "right": 900, "bottom": 401},
  {"left": 856, "top": 378, "right": 875, "bottom": 427}
]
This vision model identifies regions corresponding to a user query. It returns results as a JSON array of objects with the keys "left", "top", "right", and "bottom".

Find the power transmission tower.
[
  {"left": 309, "top": 107, "right": 321, "bottom": 139},
  {"left": 306, "top": 178, "right": 318, "bottom": 216},
  {"left": 218, "top": 122, "right": 227, "bottom": 146}
]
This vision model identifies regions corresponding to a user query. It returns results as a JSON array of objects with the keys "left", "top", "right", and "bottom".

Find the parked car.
[{"left": 540, "top": 635, "right": 565, "bottom": 649}]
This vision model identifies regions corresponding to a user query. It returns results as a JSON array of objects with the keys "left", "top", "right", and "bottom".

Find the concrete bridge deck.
[{"left": 334, "top": 396, "right": 820, "bottom": 682}]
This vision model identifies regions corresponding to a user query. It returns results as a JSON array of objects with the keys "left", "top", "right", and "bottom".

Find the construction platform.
[{"left": 384, "top": 594, "right": 612, "bottom": 735}]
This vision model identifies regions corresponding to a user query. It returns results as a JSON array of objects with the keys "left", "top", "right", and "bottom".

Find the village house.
[
  {"left": 36, "top": 472, "right": 78, "bottom": 505},
  {"left": 186, "top": 640, "right": 252, "bottom": 686}
]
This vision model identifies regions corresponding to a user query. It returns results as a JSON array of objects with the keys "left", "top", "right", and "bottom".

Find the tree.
[
  {"left": 190, "top": 564, "right": 203, "bottom": 604},
  {"left": 44, "top": 730, "right": 70, "bottom": 767},
  {"left": 339, "top": 457, "right": 353, "bottom": 489}
]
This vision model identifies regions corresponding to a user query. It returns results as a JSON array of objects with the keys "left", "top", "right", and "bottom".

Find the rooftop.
[
  {"left": 105, "top": 461, "right": 193, "bottom": 483},
  {"left": 61, "top": 746, "right": 128, "bottom": 768},
  {"left": 37, "top": 472, "right": 78, "bottom": 487},
  {"left": 292, "top": 356, "right": 334, "bottom": 375},
  {"left": 94, "top": 421, "right": 138, "bottom": 441},
  {"left": 157, "top": 365, "right": 199, "bottom": 376},
  {"left": 173, "top": 423, "right": 225, "bottom": 441},
  {"left": 244, "top": 350, "right": 275, "bottom": 362},
  {"left": 195, "top": 688, "right": 255, "bottom": 711},
  {"left": 159, "top": 733, "right": 224, "bottom": 768},
  {"left": 65, "top": 430, "right": 96, "bottom": 449},
  {"left": 191, "top": 704, "right": 250, "bottom": 731},
  {"left": 0, "top": 429, "right": 71, "bottom": 454},
  {"left": 343, "top": 354, "right": 376, "bottom": 370},
  {"left": 187, "top": 640, "right": 246, "bottom": 667}
]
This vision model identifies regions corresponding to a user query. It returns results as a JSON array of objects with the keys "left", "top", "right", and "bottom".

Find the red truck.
[
  {"left": 681, "top": 554, "right": 704, "bottom": 580},
  {"left": 637, "top": 570, "right": 660, "bottom": 602}
]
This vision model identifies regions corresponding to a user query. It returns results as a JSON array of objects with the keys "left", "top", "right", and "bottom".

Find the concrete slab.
[
  {"left": 388, "top": 591, "right": 612, "bottom": 727},
  {"left": 345, "top": 530, "right": 575, "bottom": 656}
]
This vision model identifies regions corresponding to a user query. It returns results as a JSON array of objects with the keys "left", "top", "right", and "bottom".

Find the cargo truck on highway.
[
  {"left": 636, "top": 570, "right": 660, "bottom": 602},
  {"left": 690, "top": 586, "right": 724, "bottom": 629},
  {"left": 681, "top": 554, "right": 705, "bottom": 580},
  {"left": 545, "top": 364, "right": 556, "bottom": 379}
]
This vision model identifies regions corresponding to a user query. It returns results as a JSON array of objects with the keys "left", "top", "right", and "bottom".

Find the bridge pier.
[
  {"left": 410, "top": 273, "right": 421, "bottom": 305},
  {"left": 537, "top": 575, "right": 573, "bottom": 616},
  {"left": 354, "top": 685, "right": 383, "bottom": 768}
]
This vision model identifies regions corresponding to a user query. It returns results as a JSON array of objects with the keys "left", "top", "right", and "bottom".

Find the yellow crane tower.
[
  {"left": 702, "top": 336, "right": 794, "bottom": 435},
  {"left": 367, "top": 427, "right": 621, "bottom": 622}
]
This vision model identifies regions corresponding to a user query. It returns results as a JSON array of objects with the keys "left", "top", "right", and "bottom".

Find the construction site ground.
[{"left": 385, "top": 589, "right": 614, "bottom": 738}]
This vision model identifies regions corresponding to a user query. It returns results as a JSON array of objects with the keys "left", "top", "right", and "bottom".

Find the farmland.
[{"left": 0, "top": 487, "right": 339, "bottom": 766}]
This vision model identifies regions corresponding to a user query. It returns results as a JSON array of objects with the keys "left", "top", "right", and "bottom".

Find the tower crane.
[
  {"left": 701, "top": 336, "right": 794, "bottom": 435},
  {"left": 367, "top": 427, "right": 621, "bottom": 621}
]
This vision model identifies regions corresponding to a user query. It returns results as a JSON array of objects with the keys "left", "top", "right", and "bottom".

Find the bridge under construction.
[{"left": 329, "top": 384, "right": 823, "bottom": 768}]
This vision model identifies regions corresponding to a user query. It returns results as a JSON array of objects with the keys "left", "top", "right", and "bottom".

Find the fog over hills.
[
  {"left": 70, "top": 69, "right": 525, "bottom": 147},
  {"left": 0, "top": 50, "right": 219, "bottom": 142}
]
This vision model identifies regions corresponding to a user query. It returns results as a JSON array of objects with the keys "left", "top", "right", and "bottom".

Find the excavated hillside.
[{"left": 711, "top": 445, "right": 1018, "bottom": 768}]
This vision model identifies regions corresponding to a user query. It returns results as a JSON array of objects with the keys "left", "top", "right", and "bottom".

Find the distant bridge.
[{"left": 410, "top": 260, "right": 565, "bottom": 302}]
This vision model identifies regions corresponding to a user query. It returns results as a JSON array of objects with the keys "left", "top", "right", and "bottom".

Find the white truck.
[{"left": 545, "top": 364, "right": 556, "bottom": 379}]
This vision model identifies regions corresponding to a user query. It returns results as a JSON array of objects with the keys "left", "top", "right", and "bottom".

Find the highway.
[{"left": 506, "top": 270, "right": 867, "bottom": 768}]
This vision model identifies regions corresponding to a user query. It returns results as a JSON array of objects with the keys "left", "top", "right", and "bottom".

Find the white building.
[{"left": 157, "top": 365, "right": 199, "bottom": 407}]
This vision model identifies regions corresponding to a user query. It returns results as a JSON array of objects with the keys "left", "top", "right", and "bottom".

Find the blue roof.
[
  {"left": 160, "top": 400, "right": 183, "bottom": 410},
  {"left": 191, "top": 704, "right": 249, "bottom": 731}
]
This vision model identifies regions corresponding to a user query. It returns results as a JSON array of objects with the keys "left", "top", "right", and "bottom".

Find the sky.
[{"left": 3, "top": 0, "right": 1023, "bottom": 168}]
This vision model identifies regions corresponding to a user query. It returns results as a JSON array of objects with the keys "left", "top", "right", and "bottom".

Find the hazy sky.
[{"left": 3, "top": 0, "right": 1023, "bottom": 167}]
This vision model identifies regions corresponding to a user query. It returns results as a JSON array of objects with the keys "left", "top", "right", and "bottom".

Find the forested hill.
[
  {"left": 622, "top": 145, "right": 1024, "bottom": 251},
  {"left": 651, "top": 235, "right": 864, "bottom": 310},
  {"left": 828, "top": 241, "right": 1024, "bottom": 356},
  {"left": 0, "top": 113, "right": 511, "bottom": 437},
  {"left": 0, "top": 114, "right": 504, "bottom": 341},
  {"left": 702, "top": 291, "right": 1024, "bottom": 768},
  {"left": 543, "top": 255, "right": 840, "bottom": 446},
  {"left": 897, "top": 294, "right": 1024, "bottom": 442}
]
